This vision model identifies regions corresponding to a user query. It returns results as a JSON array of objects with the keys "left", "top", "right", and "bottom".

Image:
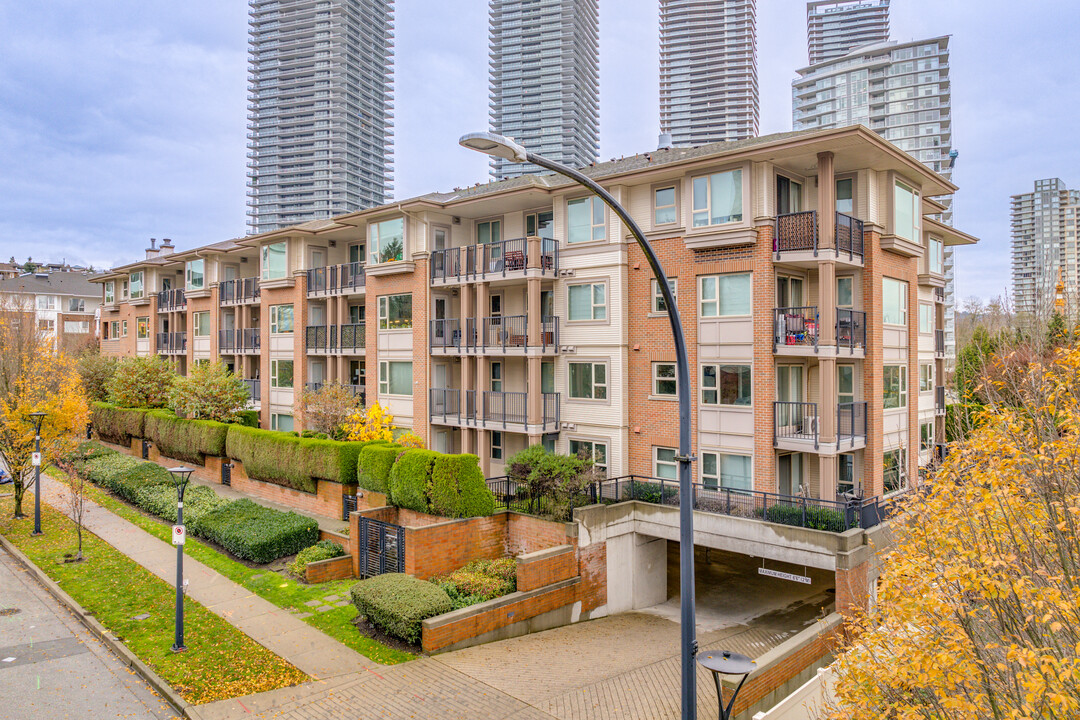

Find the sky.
[{"left": 0, "top": 1, "right": 1077, "bottom": 303}]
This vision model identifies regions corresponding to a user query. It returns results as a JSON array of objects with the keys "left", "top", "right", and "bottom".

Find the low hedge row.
[
  {"left": 144, "top": 410, "right": 229, "bottom": 465},
  {"left": 191, "top": 499, "right": 319, "bottom": 564},
  {"left": 349, "top": 573, "right": 453, "bottom": 645},
  {"left": 90, "top": 402, "right": 150, "bottom": 445},
  {"left": 356, "top": 443, "right": 401, "bottom": 494},
  {"left": 225, "top": 425, "right": 370, "bottom": 493}
]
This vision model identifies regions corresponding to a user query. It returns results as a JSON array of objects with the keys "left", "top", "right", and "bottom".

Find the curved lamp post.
[
  {"left": 167, "top": 466, "right": 195, "bottom": 653},
  {"left": 697, "top": 650, "right": 756, "bottom": 720},
  {"left": 29, "top": 411, "right": 46, "bottom": 536},
  {"left": 460, "top": 132, "right": 699, "bottom": 718}
]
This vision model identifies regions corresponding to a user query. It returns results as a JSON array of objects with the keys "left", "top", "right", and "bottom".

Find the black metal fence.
[
  {"left": 343, "top": 493, "right": 357, "bottom": 521},
  {"left": 430, "top": 238, "right": 558, "bottom": 282},
  {"left": 357, "top": 517, "right": 405, "bottom": 577},
  {"left": 774, "top": 401, "right": 818, "bottom": 446},
  {"left": 836, "top": 308, "right": 866, "bottom": 352},
  {"left": 935, "top": 329, "right": 946, "bottom": 357},
  {"left": 936, "top": 385, "right": 946, "bottom": 414},
  {"left": 835, "top": 212, "right": 865, "bottom": 260},
  {"left": 219, "top": 277, "right": 260, "bottom": 304},
  {"left": 838, "top": 401, "right": 868, "bottom": 446},
  {"left": 775, "top": 210, "right": 818, "bottom": 255}
]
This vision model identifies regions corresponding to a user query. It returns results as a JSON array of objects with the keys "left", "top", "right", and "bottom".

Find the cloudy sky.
[{"left": 1, "top": 1, "right": 1077, "bottom": 302}]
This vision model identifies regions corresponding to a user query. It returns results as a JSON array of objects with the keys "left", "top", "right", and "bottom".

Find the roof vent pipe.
[{"left": 657, "top": 132, "right": 673, "bottom": 150}]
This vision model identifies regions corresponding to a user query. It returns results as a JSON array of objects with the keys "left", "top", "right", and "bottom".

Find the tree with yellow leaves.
[
  {"left": 827, "top": 344, "right": 1080, "bottom": 719},
  {"left": 342, "top": 403, "right": 396, "bottom": 443},
  {"left": 0, "top": 295, "right": 89, "bottom": 519}
]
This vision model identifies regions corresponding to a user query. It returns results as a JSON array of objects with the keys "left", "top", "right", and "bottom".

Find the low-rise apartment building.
[
  {"left": 93, "top": 125, "right": 975, "bottom": 504},
  {"left": 0, "top": 271, "right": 101, "bottom": 352}
]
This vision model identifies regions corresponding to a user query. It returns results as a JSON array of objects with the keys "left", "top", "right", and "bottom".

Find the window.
[
  {"left": 568, "top": 362, "right": 607, "bottom": 399},
  {"left": 270, "top": 304, "right": 294, "bottom": 333},
  {"left": 186, "top": 259, "right": 205, "bottom": 289},
  {"left": 836, "top": 178, "right": 854, "bottom": 214},
  {"left": 130, "top": 271, "right": 144, "bottom": 300},
  {"left": 567, "top": 196, "right": 605, "bottom": 243},
  {"left": 653, "top": 363, "right": 677, "bottom": 396},
  {"left": 137, "top": 317, "right": 149, "bottom": 339},
  {"left": 378, "top": 294, "right": 413, "bottom": 329},
  {"left": 920, "top": 422, "right": 934, "bottom": 453},
  {"left": 122, "top": 320, "right": 128, "bottom": 337},
  {"left": 838, "top": 365, "right": 855, "bottom": 405},
  {"left": 838, "top": 453, "right": 856, "bottom": 496},
  {"left": 654, "top": 447, "right": 677, "bottom": 480},
  {"left": 701, "top": 452, "right": 752, "bottom": 491},
  {"left": 271, "top": 413, "right": 294, "bottom": 432},
  {"left": 491, "top": 431, "right": 503, "bottom": 461},
  {"left": 64, "top": 320, "right": 89, "bottom": 334},
  {"left": 700, "top": 273, "right": 751, "bottom": 317},
  {"left": 270, "top": 359, "right": 293, "bottom": 388},
  {"left": 919, "top": 303, "right": 934, "bottom": 333},
  {"left": 542, "top": 434, "right": 556, "bottom": 453},
  {"left": 883, "top": 278, "right": 907, "bottom": 325},
  {"left": 893, "top": 181, "right": 918, "bottom": 241},
  {"left": 652, "top": 278, "right": 677, "bottom": 313},
  {"left": 920, "top": 363, "right": 934, "bottom": 392},
  {"left": 348, "top": 243, "right": 365, "bottom": 265},
  {"left": 776, "top": 175, "right": 802, "bottom": 215},
  {"left": 68, "top": 298, "right": 85, "bottom": 313},
  {"left": 929, "top": 236, "right": 944, "bottom": 274},
  {"left": 477, "top": 219, "right": 501, "bottom": 245},
  {"left": 108, "top": 320, "right": 120, "bottom": 339},
  {"left": 526, "top": 211, "right": 554, "bottom": 239},
  {"left": 191, "top": 311, "right": 210, "bottom": 337},
  {"left": 37, "top": 319, "right": 55, "bottom": 334},
  {"left": 369, "top": 217, "right": 404, "bottom": 264},
  {"left": 570, "top": 439, "right": 608, "bottom": 476},
  {"left": 259, "top": 242, "right": 287, "bottom": 281},
  {"left": 541, "top": 361, "right": 555, "bottom": 394},
  {"left": 379, "top": 360, "right": 413, "bottom": 395},
  {"left": 36, "top": 295, "right": 56, "bottom": 310},
  {"left": 836, "top": 277, "right": 853, "bottom": 309},
  {"left": 692, "top": 168, "right": 743, "bottom": 227},
  {"left": 105, "top": 282, "right": 115, "bottom": 304},
  {"left": 701, "top": 364, "right": 751, "bottom": 406},
  {"left": 490, "top": 362, "right": 502, "bottom": 392},
  {"left": 121, "top": 279, "right": 128, "bottom": 299},
  {"left": 884, "top": 447, "right": 907, "bottom": 493},
  {"left": 654, "top": 186, "right": 677, "bottom": 225},
  {"left": 883, "top": 365, "right": 907, "bottom": 409},
  {"left": 567, "top": 282, "right": 606, "bottom": 321}
]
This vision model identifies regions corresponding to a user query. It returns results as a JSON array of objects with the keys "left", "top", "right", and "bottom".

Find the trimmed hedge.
[
  {"left": 191, "top": 499, "right": 319, "bottom": 564},
  {"left": 225, "top": 425, "right": 367, "bottom": 493},
  {"left": 357, "top": 443, "right": 402, "bottom": 494},
  {"left": 388, "top": 449, "right": 438, "bottom": 513},
  {"left": 429, "top": 454, "right": 496, "bottom": 519},
  {"left": 349, "top": 573, "right": 453, "bottom": 644},
  {"left": 91, "top": 402, "right": 149, "bottom": 445},
  {"left": 288, "top": 539, "right": 346, "bottom": 577},
  {"left": 236, "top": 410, "right": 260, "bottom": 428},
  {"left": 136, "top": 484, "right": 232, "bottom": 524},
  {"left": 144, "top": 410, "right": 228, "bottom": 465},
  {"left": 82, "top": 453, "right": 174, "bottom": 506}
]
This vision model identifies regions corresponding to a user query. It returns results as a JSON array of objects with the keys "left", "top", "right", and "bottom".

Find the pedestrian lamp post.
[
  {"left": 29, "top": 412, "right": 46, "bottom": 536},
  {"left": 459, "top": 132, "right": 699, "bottom": 719},
  {"left": 167, "top": 466, "right": 194, "bottom": 653},
  {"left": 697, "top": 650, "right": 756, "bottom": 720}
]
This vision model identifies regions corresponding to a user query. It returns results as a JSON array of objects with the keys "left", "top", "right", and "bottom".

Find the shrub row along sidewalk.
[{"left": 0, "top": 496, "right": 308, "bottom": 705}]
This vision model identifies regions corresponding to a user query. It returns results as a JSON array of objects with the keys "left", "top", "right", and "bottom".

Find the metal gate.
[{"left": 357, "top": 517, "right": 405, "bottom": 577}]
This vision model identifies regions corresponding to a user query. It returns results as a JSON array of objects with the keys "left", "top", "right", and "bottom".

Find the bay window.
[
  {"left": 692, "top": 168, "right": 743, "bottom": 227},
  {"left": 369, "top": 218, "right": 404, "bottom": 264}
]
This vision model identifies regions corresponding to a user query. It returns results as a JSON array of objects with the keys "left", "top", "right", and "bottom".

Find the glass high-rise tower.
[
  {"left": 1011, "top": 179, "right": 1080, "bottom": 317},
  {"left": 806, "top": 0, "right": 890, "bottom": 65}
]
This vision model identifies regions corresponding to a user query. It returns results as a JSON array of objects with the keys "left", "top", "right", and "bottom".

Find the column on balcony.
[
  {"left": 817, "top": 150, "right": 838, "bottom": 498},
  {"left": 459, "top": 282, "right": 476, "bottom": 455},
  {"left": 474, "top": 283, "right": 491, "bottom": 473},
  {"left": 527, "top": 276, "right": 542, "bottom": 442}
]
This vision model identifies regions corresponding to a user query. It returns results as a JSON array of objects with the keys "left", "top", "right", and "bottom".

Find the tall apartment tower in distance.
[
  {"left": 807, "top": 0, "right": 890, "bottom": 65},
  {"left": 1011, "top": 179, "right": 1080, "bottom": 317},
  {"left": 247, "top": 0, "right": 395, "bottom": 234},
  {"left": 659, "top": 0, "right": 759, "bottom": 145},
  {"left": 793, "top": 35, "right": 958, "bottom": 360},
  {"left": 488, "top": 0, "right": 600, "bottom": 180}
]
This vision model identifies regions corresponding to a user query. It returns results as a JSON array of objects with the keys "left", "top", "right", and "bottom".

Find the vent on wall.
[{"left": 558, "top": 268, "right": 575, "bottom": 277}]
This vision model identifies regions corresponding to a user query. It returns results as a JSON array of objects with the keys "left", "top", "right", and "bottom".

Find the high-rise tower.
[
  {"left": 488, "top": 0, "right": 600, "bottom": 180},
  {"left": 247, "top": 0, "right": 395, "bottom": 234},
  {"left": 1011, "top": 179, "right": 1080, "bottom": 317},
  {"left": 659, "top": 0, "right": 759, "bottom": 145},
  {"left": 807, "top": 0, "right": 890, "bottom": 65}
]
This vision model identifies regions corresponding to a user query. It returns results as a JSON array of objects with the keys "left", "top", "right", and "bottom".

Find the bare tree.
[{"left": 60, "top": 461, "right": 87, "bottom": 561}]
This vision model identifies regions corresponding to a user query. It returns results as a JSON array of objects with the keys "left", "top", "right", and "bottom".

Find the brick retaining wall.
[
  {"left": 204, "top": 457, "right": 346, "bottom": 520},
  {"left": 305, "top": 555, "right": 354, "bottom": 584},
  {"left": 516, "top": 545, "right": 577, "bottom": 592}
]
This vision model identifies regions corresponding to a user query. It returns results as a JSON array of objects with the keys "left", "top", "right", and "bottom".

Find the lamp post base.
[
  {"left": 170, "top": 644, "right": 187, "bottom": 653},
  {"left": 30, "top": 531, "right": 43, "bottom": 537}
]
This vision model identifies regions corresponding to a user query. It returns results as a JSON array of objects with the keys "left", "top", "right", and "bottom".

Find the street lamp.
[
  {"left": 167, "top": 466, "right": 194, "bottom": 653},
  {"left": 29, "top": 412, "right": 46, "bottom": 536},
  {"left": 460, "top": 132, "right": 699, "bottom": 718},
  {"left": 697, "top": 650, "right": 756, "bottom": 720}
]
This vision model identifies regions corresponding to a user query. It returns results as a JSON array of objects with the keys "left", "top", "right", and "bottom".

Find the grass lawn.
[
  {"left": 0, "top": 496, "right": 308, "bottom": 705},
  {"left": 50, "top": 469, "right": 412, "bottom": 665}
]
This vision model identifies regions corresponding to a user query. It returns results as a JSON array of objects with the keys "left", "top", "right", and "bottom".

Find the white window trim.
[
  {"left": 699, "top": 273, "right": 753, "bottom": 318},
  {"left": 919, "top": 363, "right": 934, "bottom": 393},
  {"left": 369, "top": 217, "right": 405, "bottom": 265},
  {"left": 654, "top": 446, "right": 678, "bottom": 480},
  {"left": 569, "top": 438, "right": 609, "bottom": 475},
  {"left": 651, "top": 278, "right": 677, "bottom": 315},
  {"left": 652, "top": 362, "right": 677, "bottom": 398},
  {"left": 566, "top": 195, "right": 606, "bottom": 244},
  {"left": 690, "top": 167, "right": 744, "bottom": 228},
  {"left": 269, "top": 304, "right": 294, "bottom": 334},
  {"left": 261, "top": 241, "right": 288, "bottom": 281},
  {"left": 700, "top": 450, "right": 754, "bottom": 491},
  {"left": 884, "top": 364, "right": 908, "bottom": 409},
  {"left": 379, "top": 359, "right": 413, "bottom": 397},
  {"left": 567, "top": 361, "right": 608, "bottom": 401},
  {"left": 378, "top": 293, "right": 413, "bottom": 330},
  {"left": 130, "top": 271, "right": 144, "bottom": 300},
  {"left": 270, "top": 359, "right": 294, "bottom": 389},
  {"left": 653, "top": 184, "right": 679, "bottom": 228},
  {"left": 566, "top": 281, "right": 607, "bottom": 323},
  {"left": 883, "top": 277, "right": 908, "bottom": 326},
  {"left": 700, "top": 363, "right": 753, "bottom": 407},
  {"left": 104, "top": 281, "right": 115, "bottom": 304},
  {"left": 186, "top": 259, "right": 205, "bottom": 290}
]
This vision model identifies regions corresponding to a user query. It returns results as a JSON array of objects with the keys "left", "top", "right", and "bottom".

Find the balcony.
[
  {"left": 775, "top": 401, "right": 867, "bottom": 452},
  {"left": 774, "top": 401, "right": 818, "bottom": 449},
  {"left": 219, "top": 328, "right": 261, "bottom": 354},
  {"left": 241, "top": 379, "right": 261, "bottom": 403},
  {"left": 774, "top": 307, "right": 818, "bottom": 353},
  {"left": 774, "top": 211, "right": 817, "bottom": 257},
  {"left": 304, "top": 381, "right": 366, "bottom": 406},
  {"left": 935, "top": 385, "right": 946, "bottom": 415},
  {"left": 220, "top": 277, "right": 260, "bottom": 305},
  {"left": 774, "top": 210, "right": 864, "bottom": 264},
  {"left": 305, "top": 323, "right": 366, "bottom": 354},
  {"left": 306, "top": 262, "right": 366, "bottom": 297},
  {"left": 429, "top": 316, "right": 559, "bottom": 355},
  {"left": 836, "top": 309, "right": 867, "bottom": 354},
  {"left": 838, "top": 402, "right": 868, "bottom": 448},
  {"left": 157, "top": 288, "right": 186, "bottom": 312},
  {"left": 835, "top": 212, "right": 865, "bottom": 261},
  {"left": 429, "top": 388, "right": 560, "bottom": 433},
  {"left": 156, "top": 331, "right": 187, "bottom": 355},
  {"left": 430, "top": 237, "right": 558, "bottom": 285},
  {"left": 935, "top": 329, "right": 945, "bottom": 357}
]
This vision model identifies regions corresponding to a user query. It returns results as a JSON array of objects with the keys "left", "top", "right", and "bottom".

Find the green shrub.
[
  {"left": 432, "top": 558, "right": 517, "bottom": 609},
  {"left": 225, "top": 425, "right": 366, "bottom": 493},
  {"left": 235, "top": 410, "right": 259, "bottom": 428},
  {"left": 432, "top": 581, "right": 486, "bottom": 610},
  {"left": 168, "top": 361, "right": 250, "bottom": 423},
  {"left": 144, "top": 410, "right": 228, "bottom": 465},
  {"left": 288, "top": 539, "right": 346, "bottom": 577},
  {"left": 82, "top": 452, "right": 174, "bottom": 505},
  {"left": 63, "top": 441, "right": 115, "bottom": 469},
  {"left": 135, "top": 484, "right": 232, "bottom": 524},
  {"left": 357, "top": 443, "right": 403, "bottom": 494},
  {"left": 191, "top": 499, "right": 318, "bottom": 564},
  {"left": 761, "top": 504, "right": 847, "bottom": 531},
  {"left": 302, "top": 438, "right": 366, "bottom": 486},
  {"left": 106, "top": 355, "right": 174, "bottom": 408},
  {"left": 91, "top": 402, "right": 149, "bottom": 445},
  {"left": 429, "top": 454, "right": 495, "bottom": 519},
  {"left": 77, "top": 353, "right": 119, "bottom": 403},
  {"left": 388, "top": 449, "right": 438, "bottom": 513},
  {"left": 349, "top": 573, "right": 452, "bottom": 644}
]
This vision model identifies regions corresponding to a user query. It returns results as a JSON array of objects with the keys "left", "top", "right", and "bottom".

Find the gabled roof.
[{"left": 0, "top": 272, "right": 100, "bottom": 298}]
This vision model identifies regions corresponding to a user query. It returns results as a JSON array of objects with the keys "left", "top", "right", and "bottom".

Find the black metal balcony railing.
[
  {"left": 835, "top": 212, "right": 865, "bottom": 260},
  {"left": 935, "top": 329, "right": 946, "bottom": 357},
  {"left": 774, "top": 307, "right": 819, "bottom": 350},
  {"left": 484, "top": 390, "right": 526, "bottom": 426},
  {"left": 305, "top": 325, "right": 330, "bottom": 351},
  {"left": 541, "top": 315, "right": 559, "bottom": 351},
  {"left": 431, "top": 388, "right": 558, "bottom": 427},
  {"left": 482, "top": 315, "right": 527, "bottom": 349},
  {"left": 305, "top": 324, "right": 365, "bottom": 353},
  {"left": 543, "top": 392, "right": 560, "bottom": 427},
  {"left": 155, "top": 331, "right": 187, "bottom": 354},
  {"left": 775, "top": 210, "right": 818, "bottom": 256},
  {"left": 430, "top": 318, "right": 461, "bottom": 349},
  {"left": 934, "top": 286, "right": 945, "bottom": 303},
  {"left": 430, "top": 387, "right": 461, "bottom": 422},
  {"left": 241, "top": 328, "right": 261, "bottom": 352},
  {"left": 156, "top": 288, "right": 186, "bottom": 312},
  {"left": 838, "top": 401, "right": 868, "bottom": 446},
  {"left": 774, "top": 401, "right": 818, "bottom": 448},
  {"left": 836, "top": 308, "right": 867, "bottom": 351},
  {"left": 218, "top": 329, "right": 236, "bottom": 352},
  {"left": 339, "top": 323, "right": 365, "bottom": 351},
  {"left": 220, "top": 277, "right": 260, "bottom": 305},
  {"left": 241, "top": 379, "right": 260, "bottom": 402},
  {"left": 936, "top": 385, "right": 946, "bottom": 414},
  {"left": 431, "top": 316, "right": 559, "bottom": 352},
  {"left": 306, "top": 262, "right": 366, "bottom": 297},
  {"left": 430, "top": 237, "right": 558, "bottom": 282}
]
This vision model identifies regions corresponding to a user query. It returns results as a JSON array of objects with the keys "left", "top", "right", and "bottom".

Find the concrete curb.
[{"left": 0, "top": 533, "right": 191, "bottom": 718}]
